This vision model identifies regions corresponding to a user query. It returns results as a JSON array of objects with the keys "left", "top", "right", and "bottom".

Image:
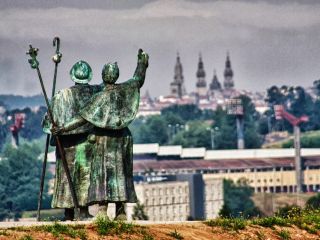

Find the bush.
[
  {"left": 206, "top": 218, "right": 247, "bottom": 232},
  {"left": 306, "top": 193, "right": 320, "bottom": 210},
  {"left": 275, "top": 205, "right": 302, "bottom": 219}
]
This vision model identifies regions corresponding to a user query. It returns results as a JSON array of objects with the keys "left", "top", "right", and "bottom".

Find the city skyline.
[{"left": 0, "top": 0, "right": 320, "bottom": 97}]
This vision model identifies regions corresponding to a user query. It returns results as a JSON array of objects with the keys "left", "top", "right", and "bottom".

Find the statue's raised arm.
[{"left": 125, "top": 48, "right": 149, "bottom": 88}]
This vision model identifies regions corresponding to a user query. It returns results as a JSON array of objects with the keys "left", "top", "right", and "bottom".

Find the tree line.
[
  {"left": 0, "top": 141, "right": 52, "bottom": 220},
  {"left": 1, "top": 83, "right": 320, "bottom": 152}
]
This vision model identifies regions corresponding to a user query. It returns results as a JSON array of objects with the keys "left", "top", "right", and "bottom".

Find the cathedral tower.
[
  {"left": 196, "top": 54, "right": 207, "bottom": 97},
  {"left": 223, "top": 52, "right": 234, "bottom": 90},
  {"left": 209, "top": 70, "right": 222, "bottom": 96},
  {"left": 170, "top": 53, "right": 186, "bottom": 98}
]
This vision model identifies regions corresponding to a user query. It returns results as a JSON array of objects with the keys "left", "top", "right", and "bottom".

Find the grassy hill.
[
  {"left": 1, "top": 211, "right": 320, "bottom": 240},
  {"left": 263, "top": 130, "right": 320, "bottom": 149}
]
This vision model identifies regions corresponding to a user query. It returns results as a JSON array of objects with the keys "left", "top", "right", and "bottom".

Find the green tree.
[
  {"left": 219, "top": 179, "right": 262, "bottom": 218},
  {"left": 0, "top": 141, "right": 52, "bottom": 220},
  {"left": 171, "top": 121, "right": 211, "bottom": 148},
  {"left": 275, "top": 205, "right": 302, "bottom": 218},
  {"left": 161, "top": 104, "right": 212, "bottom": 122},
  {"left": 131, "top": 115, "right": 169, "bottom": 144},
  {"left": 306, "top": 193, "right": 320, "bottom": 210},
  {"left": 132, "top": 201, "right": 148, "bottom": 220}
]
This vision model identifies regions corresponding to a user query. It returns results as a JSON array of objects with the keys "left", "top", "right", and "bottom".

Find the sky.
[{"left": 0, "top": 0, "right": 320, "bottom": 97}]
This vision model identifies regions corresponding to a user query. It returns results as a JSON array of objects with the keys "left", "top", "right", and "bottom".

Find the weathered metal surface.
[{"left": 49, "top": 49, "right": 148, "bottom": 209}]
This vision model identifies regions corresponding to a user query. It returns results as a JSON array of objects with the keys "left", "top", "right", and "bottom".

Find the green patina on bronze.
[{"left": 47, "top": 50, "right": 148, "bottom": 209}]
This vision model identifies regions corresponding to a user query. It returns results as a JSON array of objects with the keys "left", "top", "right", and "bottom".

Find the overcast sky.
[{"left": 0, "top": 0, "right": 320, "bottom": 97}]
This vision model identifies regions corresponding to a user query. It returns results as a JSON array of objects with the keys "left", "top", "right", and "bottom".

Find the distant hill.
[
  {"left": 0, "top": 94, "right": 44, "bottom": 110},
  {"left": 263, "top": 130, "right": 320, "bottom": 148}
]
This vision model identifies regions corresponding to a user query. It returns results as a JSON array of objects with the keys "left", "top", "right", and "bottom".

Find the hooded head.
[
  {"left": 70, "top": 60, "right": 92, "bottom": 84},
  {"left": 102, "top": 62, "right": 119, "bottom": 84}
]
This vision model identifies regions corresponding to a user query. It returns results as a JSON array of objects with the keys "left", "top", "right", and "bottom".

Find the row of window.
[
  {"left": 147, "top": 204, "right": 189, "bottom": 216},
  {"left": 144, "top": 185, "right": 188, "bottom": 196},
  {"left": 145, "top": 196, "right": 189, "bottom": 206}
]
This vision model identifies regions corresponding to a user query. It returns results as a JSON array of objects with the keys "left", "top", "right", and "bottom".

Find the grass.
[
  {"left": 252, "top": 216, "right": 288, "bottom": 228},
  {"left": 167, "top": 229, "right": 184, "bottom": 240},
  {"left": 19, "top": 235, "right": 34, "bottom": 240},
  {"left": 275, "top": 229, "right": 291, "bottom": 240},
  {"left": 206, "top": 217, "right": 247, "bottom": 232},
  {"left": 205, "top": 208, "right": 320, "bottom": 235},
  {"left": 34, "top": 222, "right": 87, "bottom": 239},
  {"left": 264, "top": 130, "right": 320, "bottom": 148},
  {"left": 0, "top": 230, "right": 9, "bottom": 236},
  {"left": 139, "top": 227, "right": 155, "bottom": 240},
  {"left": 142, "top": 234, "right": 155, "bottom": 240},
  {"left": 254, "top": 230, "right": 266, "bottom": 240},
  {"left": 94, "top": 214, "right": 135, "bottom": 236}
]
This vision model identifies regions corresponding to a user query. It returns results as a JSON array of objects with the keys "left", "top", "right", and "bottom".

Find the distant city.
[
  {"left": 1, "top": 52, "right": 320, "bottom": 222},
  {"left": 138, "top": 52, "right": 316, "bottom": 117}
]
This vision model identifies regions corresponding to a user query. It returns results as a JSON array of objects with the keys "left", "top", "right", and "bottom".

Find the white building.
[
  {"left": 204, "top": 178, "right": 224, "bottom": 219},
  {"left": 135, "top": 181, "right": 190, "bottom": 221}
]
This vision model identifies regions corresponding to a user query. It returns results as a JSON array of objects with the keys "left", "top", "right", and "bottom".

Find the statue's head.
[
  {"left": 70, "top": 60, "right": 92, "bottom": 84},
  {"left": 102, "top": 62, "right": 119, "bottom": 84}
]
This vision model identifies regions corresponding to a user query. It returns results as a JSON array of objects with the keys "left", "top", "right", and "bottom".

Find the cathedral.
[
  {"left": 138, "top": 52, "right": 267, "bottom": 116},
  {"left": 169, "top": 52, "right": 236, "bottom": 100}
]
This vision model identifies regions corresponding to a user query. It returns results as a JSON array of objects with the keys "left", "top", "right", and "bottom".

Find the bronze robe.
[
  {"left": 79, "top": 62, "right": 147, "bottom": 204},
  {"left": 43, "top": 84, "right": 102, "bottom": 208}
]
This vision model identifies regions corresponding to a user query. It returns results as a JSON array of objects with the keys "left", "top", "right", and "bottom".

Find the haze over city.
[{"left": 1, "top": 0, "right": 320, "bottom": 97}]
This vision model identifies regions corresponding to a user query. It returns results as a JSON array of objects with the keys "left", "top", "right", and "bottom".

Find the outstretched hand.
[{"left": 138, "top": 49, "right": 149, "bottom": 67}]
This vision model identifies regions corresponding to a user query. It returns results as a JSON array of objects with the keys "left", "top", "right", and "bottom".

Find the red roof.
[{"left": 133, "top": 157, "right": 320, "bottom": 173}]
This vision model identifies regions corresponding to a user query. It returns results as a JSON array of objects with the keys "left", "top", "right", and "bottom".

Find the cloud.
[
  {"left": 1, "top": 0, "right": 320, "bottom": 43},
  {"left": 1, "top": 0, "right": 320, "bottom": 96},
  {"left": 123, "top": 0, "right": 320, "bottom": 30}
]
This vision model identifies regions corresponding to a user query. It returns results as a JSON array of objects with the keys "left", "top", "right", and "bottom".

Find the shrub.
[
  {"left": 275, "top": 229, "right": 291, "bottom": 240},
  {"left": 167, "top": 229, "right": 184, "bottom": 240},
  {"left": 306, "top": 193, "right": 320, "bottom": 210},
  {"left": 275, "top": 205, "right": 302, "bottom": 219}
]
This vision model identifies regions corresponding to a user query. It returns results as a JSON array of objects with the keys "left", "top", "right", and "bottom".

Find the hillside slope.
[{"left": 0, "top": 221, "right": 319, "bottom": 240}]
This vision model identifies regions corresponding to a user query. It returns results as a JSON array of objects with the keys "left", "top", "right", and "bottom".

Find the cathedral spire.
[
  {"left": 196, "top": 53, "right": 207, "bottom": 97},
  {"left": 170, "top": 52, "right": 186, "bottom": 98},
  {"left": 210, "top": 69, "right": 221, "bottom": 91},
  {"left": 223, "top": 51, "right": 234, "bottom": 89}
]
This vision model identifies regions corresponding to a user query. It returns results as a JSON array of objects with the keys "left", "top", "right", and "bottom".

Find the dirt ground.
[{"left": 0, "top": 222, "right": 319, "bottom": 240}]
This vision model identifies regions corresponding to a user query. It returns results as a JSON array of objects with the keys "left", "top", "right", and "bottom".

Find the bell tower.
[
  {"left": 196, "top": 54, "right": 207, "bottom": 97},
  {"left": 209, "top": 70, "right": 222, "bottom": 97},
  {"left": 223, "top": 52, "right": 234, "bottom": 90},
  {"left": 170, "top": 53, "right": 186, "bottom": 98}
]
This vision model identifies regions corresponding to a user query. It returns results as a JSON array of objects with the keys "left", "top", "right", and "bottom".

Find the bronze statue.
[
  {"left": 43, "top": 60, "right": 102, "bottom": 220},
  {"left": 52, "top": 49, "right": 149, "bottom": 220}
]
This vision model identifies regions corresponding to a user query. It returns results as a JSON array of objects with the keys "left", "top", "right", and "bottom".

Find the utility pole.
[
  {"left": 207, "top": 127, "right": 219, "bottom": 149},
  {"left": 274, "top": 105, "right": 308, "bottom": 193},
  {"left": 227, "top": 98, "right": 244, "bottom": 149}
]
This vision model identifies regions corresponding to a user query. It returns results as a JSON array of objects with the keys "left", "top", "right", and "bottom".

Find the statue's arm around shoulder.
[
  {"left": 52, "top": 115, "right": 87, "bottom": 135},
  {"left": 63, "top": 116, "right": 87, "bottom": 132}
]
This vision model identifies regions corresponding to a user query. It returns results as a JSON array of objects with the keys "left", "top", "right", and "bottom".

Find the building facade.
[
  {"left": 135, "top": 181, "right": 190, "bottom": 221},
  {"left": 132, "top": 174, "right": 224, "bottom": 221},
  {"left": 204, "top": 178, "right": 224, "bottom": 219}
]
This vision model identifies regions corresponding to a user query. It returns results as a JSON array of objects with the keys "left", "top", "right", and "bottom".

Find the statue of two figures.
[{"left": 43, "top": 49, "right": 149, "bottom": 220}]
